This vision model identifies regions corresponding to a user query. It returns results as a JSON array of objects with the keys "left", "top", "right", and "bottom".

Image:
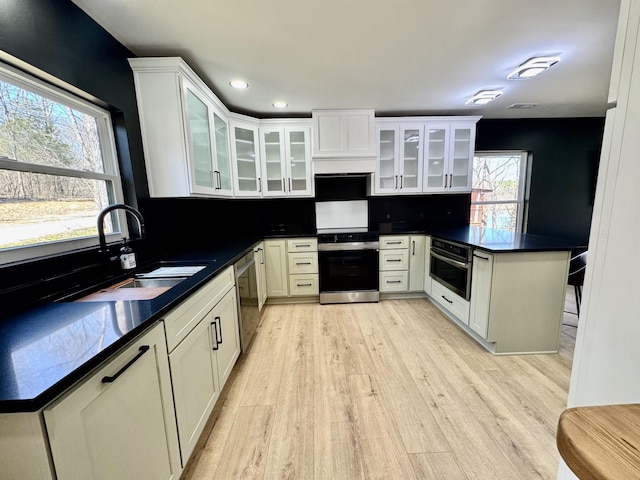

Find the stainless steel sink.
[{"left": 117, "top": 277, "right": 187, "bottom": 289}]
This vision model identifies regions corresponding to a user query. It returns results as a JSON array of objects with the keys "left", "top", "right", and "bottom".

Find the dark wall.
[
  {"left": 476, "top": 118, "right": 604, "bottom": 244},
  {"left": 0, "top": 0, "right": 149, "bottom": 202}
]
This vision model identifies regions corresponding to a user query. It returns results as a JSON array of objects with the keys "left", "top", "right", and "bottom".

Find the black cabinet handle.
[
  {"left": 297, "top": 283, "right": 312, "bottom": 287},
  {"left": 296, "top": 262, "right": 312, "bottom": 266},
  {"left": 400, "top": 175, "right": 403, "bottom": 189},
  {"left": 386, "top": 280, "right": 402, "bottom": 284},
  {"left": 442, "top": 295, "right": 453, "bottom": 304},
  {"left": 387, "top": 241, "right": 402, "bottom": 245},
  {"left": 258, "top": 177, "right": 262, "bottom": 192},
  {"left": 215, "top": 316, "right": 222, "bottom": 344},
  {"left": 412, "top": 241, "right": 416, "bottom": 255},
  {"left": 102, "top": 345, "right": 150, "bottom": 383},
  {"left": 387, "top": 258, "right": 402, "bottom": 262},
  {"left": 211, "top": 319, "right": 219, "bottom": 350}
]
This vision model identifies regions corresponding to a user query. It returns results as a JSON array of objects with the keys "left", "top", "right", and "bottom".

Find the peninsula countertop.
[{"left": 427, "top": 226, "right": 586, "bottom": 253}]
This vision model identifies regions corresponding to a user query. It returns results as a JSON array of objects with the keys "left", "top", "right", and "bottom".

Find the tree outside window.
[{"left": 470, "top": 152, "right": 528, "bottom": 233}]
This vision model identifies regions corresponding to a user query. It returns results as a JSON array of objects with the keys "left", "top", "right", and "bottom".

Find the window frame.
[
  {"left": 0, "top": 60, "right": 127, "bottom": 265},
  {"left": 470, "top": 150, "right": 530, "bottom": 234}
]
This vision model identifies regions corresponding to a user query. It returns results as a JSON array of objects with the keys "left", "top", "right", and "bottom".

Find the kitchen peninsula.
[{"left": 426, "top": 226, "right": 583, "bottom": 355}]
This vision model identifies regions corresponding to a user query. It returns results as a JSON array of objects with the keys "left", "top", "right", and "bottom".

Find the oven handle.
[
  {"left": 318, "top": 242, "right": 380, "bottom": 251},
  {"left": 430, "top": 250, "right": 470, "bottom": 270}
]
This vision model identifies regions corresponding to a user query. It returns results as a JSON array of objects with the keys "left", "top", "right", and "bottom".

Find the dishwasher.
[{"left": 234, "top": 250, "right": 261, "bottom": 352}]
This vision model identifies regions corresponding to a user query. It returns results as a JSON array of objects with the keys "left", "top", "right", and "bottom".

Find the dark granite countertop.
[
  {"left": 427, "top": 226, "right": 586, "bottom": 252},
  {"left": 0, "top": 237, "right": 260, "bottom": 413}
]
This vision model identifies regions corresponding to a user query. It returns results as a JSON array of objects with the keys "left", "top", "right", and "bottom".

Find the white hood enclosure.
[{"left": 311, "top": 109, "right": 377, "bottom": 174}]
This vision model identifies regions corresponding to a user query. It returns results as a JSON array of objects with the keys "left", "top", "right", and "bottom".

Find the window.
[
  {"left": 470, "top": 151, "right": 528, "bottom": 233},
  {"left": 0, "top": 61, "right": 125, "bottom": 264}
]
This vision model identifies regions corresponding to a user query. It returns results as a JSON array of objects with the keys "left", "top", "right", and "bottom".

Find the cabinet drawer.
[
  {"left": 163, "top": 266, "right": 234, "bottom": 352},
  {"left": 380, "top": 250, "right": 409, "bottom": 270},
  {"left": 380, "top": 271, "right": 408, "bottom": 292},
  {"left": 380, "top": 236, "right": 409, "bottom": 249},
  {"left": 287, "top": 238, "right": 317, "bottom": 252},
  {"left": 289, "top": 274, "right": 319, "bottom": 296},
  {"left": 288, "top": 252, "right": 318, "bottom": 274},
  {"left": 431, "top": 280, "right": 470, "bottom": 324}
]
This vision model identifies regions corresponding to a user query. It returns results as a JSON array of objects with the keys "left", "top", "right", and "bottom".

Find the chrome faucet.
[{"left": 97, "top": 204, "right": 145, "bottom": 253}]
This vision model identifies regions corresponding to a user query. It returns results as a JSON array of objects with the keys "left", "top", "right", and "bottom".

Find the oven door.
[
  {"left": 429, "top": 249, "right": 471, "bottom": 300},
  {"left": 318, "top": 248, "right": 379, "bottom": 294}
]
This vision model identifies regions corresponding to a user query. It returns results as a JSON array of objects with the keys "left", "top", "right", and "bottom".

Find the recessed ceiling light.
[
  {"left": 465, "top": 89, "right": 503, "bottom": 106},
  {"left": 272, "top": 101, "right": 288, "bottom": 109},
  {"left": 229, "top": 79, "right": 249, "bottom": 89},
  {"left": 507, "top": 56, "right": 561, "bottom": 80}
]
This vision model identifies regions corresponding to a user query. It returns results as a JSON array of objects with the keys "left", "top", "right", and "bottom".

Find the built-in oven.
[
  {"left": 317, "top": 232, "right": 380, "bottom": 304},
  {"left": 429, "top": 238, "right": 473, "bottom": 300}
]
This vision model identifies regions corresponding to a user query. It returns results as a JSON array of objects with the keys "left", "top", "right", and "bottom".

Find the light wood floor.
[{"left": 181, "top": 295, "right": 577, "bottom": 480}]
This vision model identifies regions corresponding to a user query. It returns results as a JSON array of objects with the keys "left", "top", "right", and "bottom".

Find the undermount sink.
[{"left": 75, "top": 264, "right": 207, "bottom": 302}]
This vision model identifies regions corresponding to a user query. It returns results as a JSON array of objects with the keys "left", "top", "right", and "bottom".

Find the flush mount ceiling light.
[
  {"left": 507, "top": 56, "right": 561, "bottom": 80},
  {"left": 229, "top": 79, "right": 249, "bottom": 89},
  {"left": 272, "top": 101, "right": 288, "bottom": 109},
  {"left": 465, "top": 89, "right": 503, "bottom": 106}
]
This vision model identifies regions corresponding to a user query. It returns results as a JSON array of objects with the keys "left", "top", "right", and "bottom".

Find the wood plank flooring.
[{"left": 181, "top": 296, "right": 577, "bottom": 480}]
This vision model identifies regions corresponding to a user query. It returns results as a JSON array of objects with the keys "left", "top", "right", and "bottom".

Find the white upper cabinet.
[
  {"left": 423, "top": 121, "right": 478, "bottom": 193},
  {"left": 230, "top": 116, "right": 262, "bottom": 197},
  {"left": 129, "top": 57, "right": 233, "bottom": 197},
  {"left": 259, "top": 121, "right": 313, "bottom": 197},
  {"left": 375, "top": 123, "right": 423, "bottom": 194}
]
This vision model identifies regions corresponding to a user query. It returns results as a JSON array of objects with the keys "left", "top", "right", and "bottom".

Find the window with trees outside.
[
  {"left": 0, "top": 61, "right": 125, "bottom": 264},
  {"left": 470, "top": 151, "right": 528, "bottom": 233}
]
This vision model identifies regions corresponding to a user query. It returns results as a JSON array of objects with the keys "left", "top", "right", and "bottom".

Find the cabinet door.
[
  {"left": 399, "top": 125, "right": 423, "bottom": 193},
  {"left": 169, "top": 311, "right": 221, "bottom": 463},
  {"left": 44, "top": 324, "right": 181, "bottom": 480},
  {"left": 260, "top": 127, "right": 286, "bottom": 196},
  {"left": 184, "top": 85, "right": 217, "bottom": 195},
  {"left": 285, "top": 127, "right": 312, "bottom": 196},
  {"left": 469, "top": 250, "right": 493, "bottom": 338},
  {"left": 264, "top": 239, "right": 288, "bottom": 297},
  {"left": 231, "top": 122, "right": 261, "bottom": 197},
  {"left": 424, "top": 236, "right": 432, "bottom": 295},
  {"left": 448, "top": 124, "right": 475, "bottom": 192},
  {"left": 423, "top": 124, "right": 450, "bottom": 192},
  {"left": 375, "top": 125, "right": 399, "bottom": 193},
  {"left": 409, "top": 235, "right": 425, "bottom": 291},
  {"left": 254, "top": 243, "right": 268, "bottom": 310},
  {"left": 212, "top": 111, "right": 233, "bottom": 195},
  {"left": 212, "top": 288, "right": 240, "bottom": 390}
]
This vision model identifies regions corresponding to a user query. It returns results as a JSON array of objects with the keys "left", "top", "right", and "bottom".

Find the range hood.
[{"left": 312, "top": 109, "right": 377, "bottom": 174}]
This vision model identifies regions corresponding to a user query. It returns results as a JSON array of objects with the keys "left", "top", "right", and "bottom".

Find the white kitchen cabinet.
[
  {"left": 129, "top": 57, "right": 233, "bottom": 197},
  {"left": 230, "top": 116, "right": 262, "bottom": 197},
  {"left": 312, "top": 109, "right": 376, "bottom": 158},
  {"left": 379, "top": 235, "right": 409, "bottom": 293},
  {"left": 259, "top": 122, "right": 313, "bottom": 197},
  {"left": 43, "top": 322, "right": 182, "bottom": 480},
  {"left": 166, "top": 270, "right": 239, "bottom": 464},
  {"left": 423, "top": 235, "right": 432, "bottom": 295},
  {"left": 409, "top": 235, "right": 426, "bottom": 292},
  {"left": 254, "top": 242, "right": 268, "bottom": 310},
  {"left": 431, "top": 279, "right": 470, "bottom": 325},
  {"left": 423, "top": 122, "right": 477, "bottom": 193},
  {"left": 374, "top": 123, "right": 423, "bottom": 194},
  {"left": 465, "top": 250, "right": 569, "bottom": 354},
  {"left": 264, "top": 238, "right": 319, "bottom": 299},
  {"left": 264, "top": 239, "right": 289, "bottom": 297}
]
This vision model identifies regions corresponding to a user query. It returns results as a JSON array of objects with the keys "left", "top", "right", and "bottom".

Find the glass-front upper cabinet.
[
  {"left": 423, "top": 123, "right": 475, "bottom": 193},
  {"left": 259, "top": 124, "right": 312, "bottom": 197},
  {"left": 375, "top": 123, "right": 422, "bottom": 194},
  {"left": 183, "top": 83, "right": 233, "bottom": 196},
  {"left": 231, "top": 120, "right": 261, "bottom": 197}
]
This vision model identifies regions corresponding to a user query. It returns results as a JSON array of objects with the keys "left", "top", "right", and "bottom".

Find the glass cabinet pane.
[
  {"left": 264, "top": 130, "right": 284, "bottom": 193},
  {"left": 288, "top": 130, "right": 308, "bottom": 192},
  {"left": 234, "top": 126, "right": 258, "bottom": 192},
  {"left": 213, "top": 113, "right": 232, "bottom": 191},
  {"left": 426, "top": 127, "right": 447, "bottom": 188},
  {"left": 451, "top": 127, "right": 472, "bottom": 187},
  {"left": 186, "top": 90, "right": 214, "bottom": 188},
  {"left": 378, "top": 129, "right": 397, "bottom": 190},
  {"left": 402, "top": 128, "right": 420, "bottom": 189}
]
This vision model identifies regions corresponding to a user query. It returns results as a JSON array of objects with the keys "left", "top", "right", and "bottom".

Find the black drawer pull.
[
  {"left": 386, "top": 280, "right": 402, "bottom": 284},
  {"left": 387, "top": 241, "right": 402, "bottom": 245},
  {"left": 102, "top": 345, "right": 150, "bottom": 383},
  {"left": 296, "top": 262, "right": 312, "bottom": 265},
  {"left": 441, "top": 295, "right": 453, "bottom": 304},
  {"left": 297, "top": 283, "right": 312, "bottom": 287},
  {"left": 295, "top": 244, "right": 311, "bottom": 248},
  {"left": 387, "top": 259, "right": 402, "bottom": 262}
]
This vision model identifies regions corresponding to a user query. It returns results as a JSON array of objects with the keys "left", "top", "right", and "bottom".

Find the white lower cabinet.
[
  {"left": 409, "top": 235, "right": 426, "bottom": 292},
  {"left": 43, "top": 322, "right": 182, "bottom": 480},
  {"left": 431, "top": 279, "right": 470, "bottom": 325},
  {"left": 165, "top": 268, "right": 239, "bottom": 465},
  {"left": 265, "top": 238, "right": 318, "bottom": 298},
  {"left": 469, "top": 250, "right": 493, "bottom": 338},
  {"left": 423, "top": 235, "right": 432, "bottom": 295},
  {"left": 380, "top": 235, "right": 425, "bottom": 293}
]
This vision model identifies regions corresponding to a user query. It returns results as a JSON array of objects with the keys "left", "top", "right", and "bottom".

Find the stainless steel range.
[{"left": 315, "top": 199, "right": 379, "bottom": 304}]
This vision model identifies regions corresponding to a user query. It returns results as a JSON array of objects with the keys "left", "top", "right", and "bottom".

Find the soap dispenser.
[{"left": 119, "top": 239, "right": 137, "bottom": 270}]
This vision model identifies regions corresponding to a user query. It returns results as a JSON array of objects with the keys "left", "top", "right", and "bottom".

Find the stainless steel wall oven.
[{"left": 429, "top": 238, "right": 473, "bottom": 300}]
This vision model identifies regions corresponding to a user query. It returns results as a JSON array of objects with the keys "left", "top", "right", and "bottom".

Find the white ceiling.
[{"left": 71, "top": 0, "right": 621, "bottom": 119}]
